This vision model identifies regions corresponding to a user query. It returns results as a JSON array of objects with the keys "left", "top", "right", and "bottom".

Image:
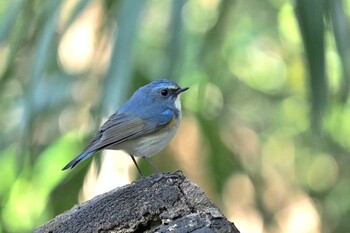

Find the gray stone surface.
[{"left": 33, "top": 172, "right": 240, "bottom": 233}]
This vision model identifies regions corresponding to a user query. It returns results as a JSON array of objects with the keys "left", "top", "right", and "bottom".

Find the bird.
[{"left": 62, "top": 79, "right": 189, "bottom": 177}]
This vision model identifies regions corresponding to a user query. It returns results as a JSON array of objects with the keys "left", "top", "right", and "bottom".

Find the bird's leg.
[
  {"left": 143, "top": 157, "right": 161, "bottom": 174},
  {"left": 130, "top": 155, "right": 144, "bottom": 178}
]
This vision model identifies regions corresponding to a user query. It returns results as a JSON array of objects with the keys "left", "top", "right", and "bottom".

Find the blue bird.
[{"left": 62, "top": 79, "right": 189, "bottom": 177}]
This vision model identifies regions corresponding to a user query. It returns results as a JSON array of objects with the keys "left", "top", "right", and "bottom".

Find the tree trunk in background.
[{"left": 33, "top": 172, "right": 240, "bottom": 233}]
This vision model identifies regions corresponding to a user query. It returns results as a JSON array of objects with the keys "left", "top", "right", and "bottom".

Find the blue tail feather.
[{"left": 62, "top": 151, "right": 95, "bottom": 170}]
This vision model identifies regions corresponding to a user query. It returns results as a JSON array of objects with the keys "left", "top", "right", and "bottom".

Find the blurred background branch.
[{"left": 1, "top": 0, "right": 350, "bottom": 233}]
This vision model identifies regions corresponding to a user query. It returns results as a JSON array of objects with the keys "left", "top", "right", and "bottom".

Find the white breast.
[
  {"left": 115, "top": 119, "right": 180, "bottom": 157},
  {"left": 175, "top": 95, "right": 182, "bottom": 112},
  {"left": 109, "top": 95, "right": 183, "bottom": 157}
]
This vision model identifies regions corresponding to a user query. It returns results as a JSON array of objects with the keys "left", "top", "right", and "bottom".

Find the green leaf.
[
  {"left": 102, "top": 0, "right": 146, "bottom": 114},
  {"left": 295, "top": 0, "right": 327, "bottom": 134}
]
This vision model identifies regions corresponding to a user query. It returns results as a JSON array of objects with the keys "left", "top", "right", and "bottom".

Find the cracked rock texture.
[{"left": 33, "top": 172, "right": 240, "bottom": 233}]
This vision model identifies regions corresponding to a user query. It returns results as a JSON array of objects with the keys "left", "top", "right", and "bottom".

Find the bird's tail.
[{"left": 62, "top": 151, "right": 95, "bottom": 170}]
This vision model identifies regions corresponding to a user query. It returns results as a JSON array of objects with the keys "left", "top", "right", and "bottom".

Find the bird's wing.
[
  {"left": 81, "top": 109, "right": 175, "bottom": 154},
  {"left": 62, "top": 109, "right": 175, "bottom": 170}
]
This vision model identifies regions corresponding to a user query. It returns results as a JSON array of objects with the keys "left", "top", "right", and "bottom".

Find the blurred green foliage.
[{"left": 1, "top": 0, "right": 350, "bottom": 232}]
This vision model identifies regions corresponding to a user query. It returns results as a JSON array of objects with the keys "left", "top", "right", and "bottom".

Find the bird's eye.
[{"left": 161, "top": 89, "right": 169, "bottom": 96}]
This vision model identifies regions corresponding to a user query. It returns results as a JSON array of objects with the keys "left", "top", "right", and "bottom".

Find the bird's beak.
[{"left": 178, "top": 86, "right": 189, "bottom": 94}]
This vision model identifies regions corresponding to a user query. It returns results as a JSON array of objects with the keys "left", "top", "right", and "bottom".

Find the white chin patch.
[{"left": 175, "top": 95, "right": 182, "bottom": 110}]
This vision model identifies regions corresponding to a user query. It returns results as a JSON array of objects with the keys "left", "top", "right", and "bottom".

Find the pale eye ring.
[{"left": 161, "top": 89, "right": 169, "bottom": 96}]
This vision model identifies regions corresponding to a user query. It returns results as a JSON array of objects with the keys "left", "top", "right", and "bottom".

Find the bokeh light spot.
[{"left": 307, "top": 154, "right": 338, "bottom": 192}]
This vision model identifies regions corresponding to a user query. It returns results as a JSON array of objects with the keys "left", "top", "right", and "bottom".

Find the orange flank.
[{"left": 163, "top": 116, "right": 177, "bottom": 129}]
